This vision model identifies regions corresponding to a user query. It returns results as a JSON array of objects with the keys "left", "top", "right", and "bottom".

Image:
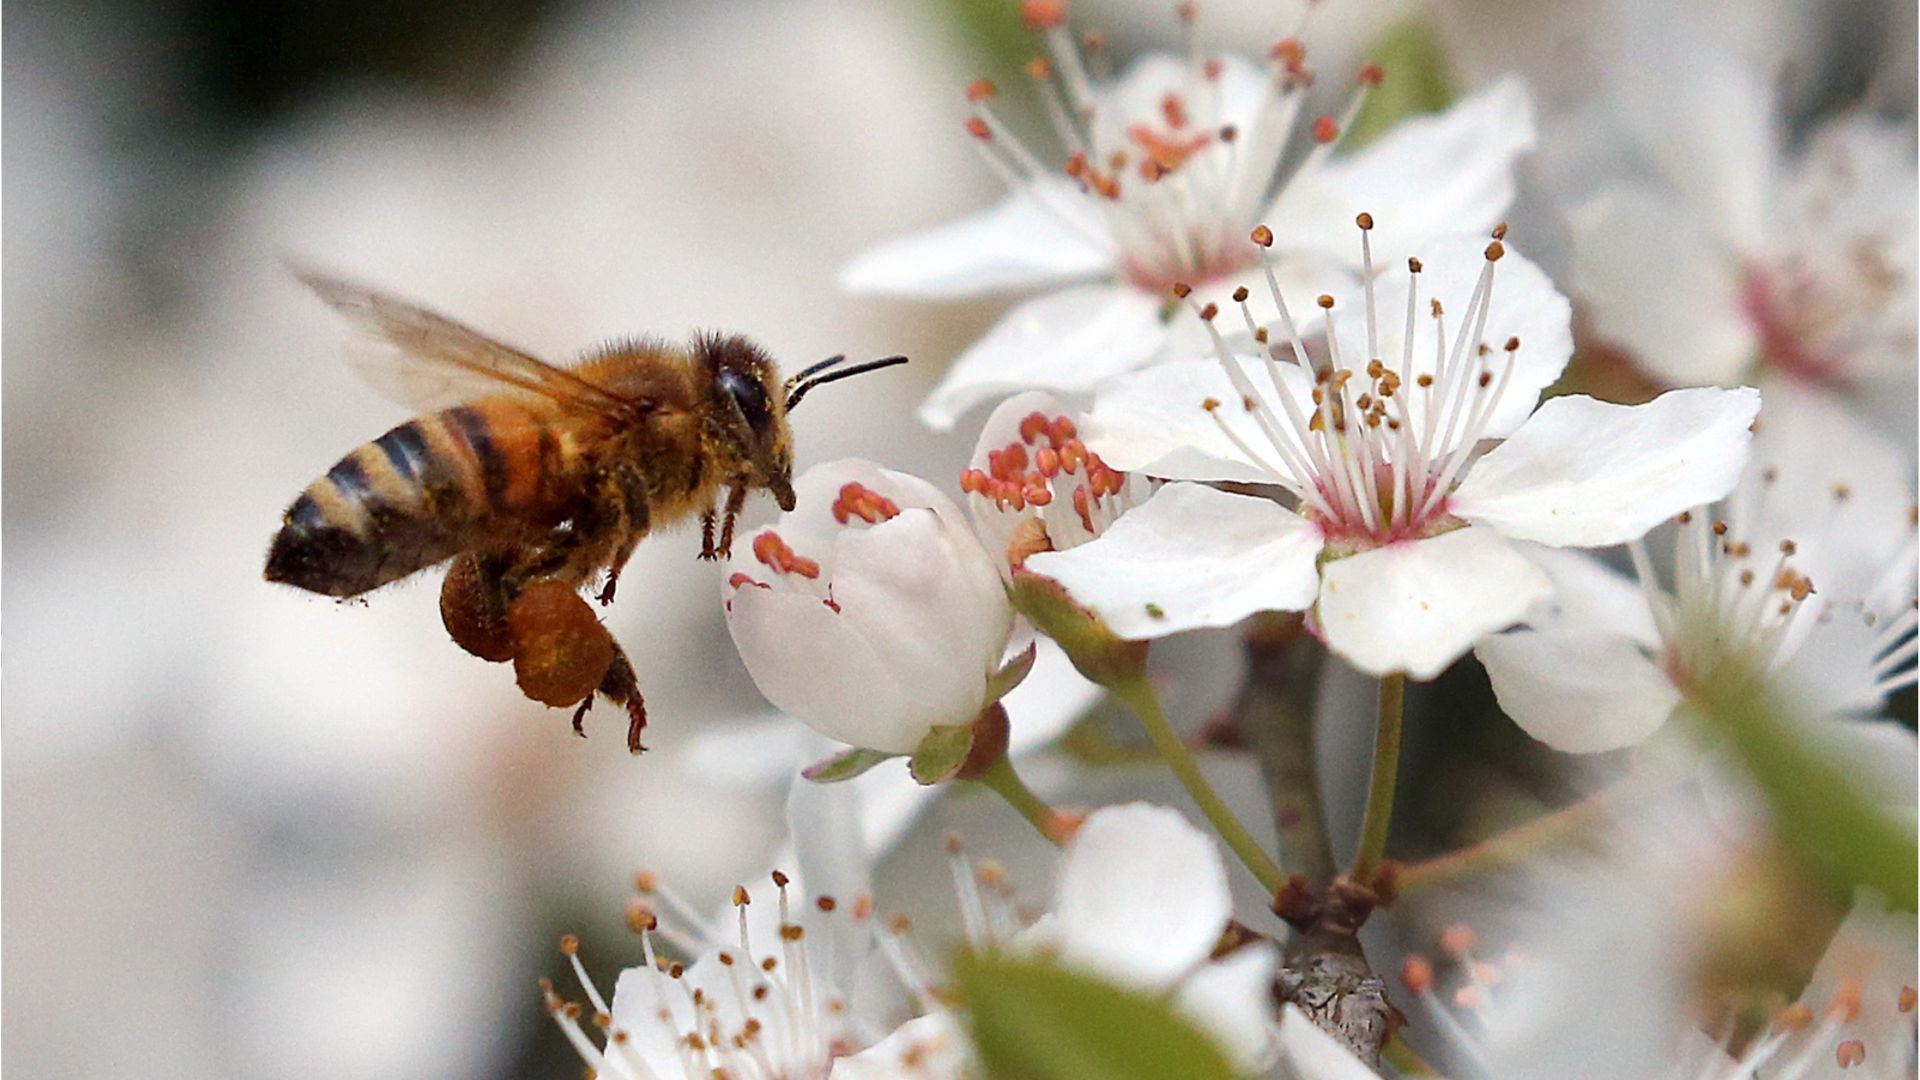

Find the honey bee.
[{"left": 265, "top": 271, "right": 906, "bottom": 753}]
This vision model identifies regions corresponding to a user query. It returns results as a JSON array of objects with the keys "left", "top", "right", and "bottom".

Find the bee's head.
[
  {"left": 700, "top": 338, "right": 908, "bottom": 513},
  {"left": 700, "top": 335, "right": 796, "bottom": 510}
]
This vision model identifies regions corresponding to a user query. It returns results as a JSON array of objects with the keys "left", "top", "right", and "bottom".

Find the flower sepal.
[
  {"left": 800, "top": 746, "right": 901, "bottom": 784},
  {"left": 1009, "top": 568, "right": 1149, "bottom": 689},
  {"left": 984, "top": 640, "right": 1039, "bottom": 704},
  {"left": 910, "top": 701, "right": 1013, "bottom": 786}
]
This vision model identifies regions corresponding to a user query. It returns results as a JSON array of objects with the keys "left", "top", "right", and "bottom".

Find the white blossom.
[
  {"left": 1561, "top": 12, "right": 1917, "bottom": 433},
  {"left": 1015, "top": 803, "right": 1282, "bottom": 1072},
  {"left": 724, "top": 460, "right": 1017, "bottom": 755},
  {"left": 1024, "top": 227, "right": 1762, "bottom": 678},
  {"left": 840, "top": 5, "right": 1535, "bottom": 428},
  {"left": 1280, "top": 788, "right": 1918, "bottom": 1080},
  {"left": 544, "top": 783, "right": 944, "bottom": 1080},
  {"left": 1479, "top": 388, "right": 1918, "bottom": 756}
]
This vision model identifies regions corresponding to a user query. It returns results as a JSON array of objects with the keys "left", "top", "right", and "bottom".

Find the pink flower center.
[
  {"left": 1740, "top": 265, "right": 1845, "bottom": 383},
  {"left": 958, "top": 8, "right": 1380, "bottom": 299},
  {"left": 1190, "top": 222, "right": 1521, "bottom": 552}
]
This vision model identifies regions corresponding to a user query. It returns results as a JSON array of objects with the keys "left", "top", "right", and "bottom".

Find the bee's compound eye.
[{"left": 718, "top": 369, "right": 773, "bottom": 432}]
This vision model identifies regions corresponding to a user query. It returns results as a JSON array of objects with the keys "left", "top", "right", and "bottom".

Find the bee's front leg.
[
  {"left": 716, "top": 481, "right": 749, "bottom": 560},
  {"left": 596, "top": 463, "right": 652, "bottom": 606},
  {"left": 699, "top": 508, "right": 719, "bottom": 562}
]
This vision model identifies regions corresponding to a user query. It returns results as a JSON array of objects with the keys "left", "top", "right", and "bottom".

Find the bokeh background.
[{"left": 5, "top": 0, "right": 1913, "bottom": 1077}]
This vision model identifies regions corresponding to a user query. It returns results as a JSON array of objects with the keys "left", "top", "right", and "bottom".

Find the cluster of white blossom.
[{"left": 553, "top": 1, "right": 1917, "bottom": 1077}]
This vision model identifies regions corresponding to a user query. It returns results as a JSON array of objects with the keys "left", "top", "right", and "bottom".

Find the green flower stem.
[
  {"left": 975, "top": 756, "right": 1067, "bottom": 846},
  {"left": 1113, "top": 676, "right": 1288, "bottom": 896},
  {"left": 1349, "top": 673, "right": 1406, "bottom": 887}
]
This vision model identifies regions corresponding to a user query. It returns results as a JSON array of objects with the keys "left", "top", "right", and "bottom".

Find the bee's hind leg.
[{"left": 593, "top": 644, "right": 648, "bottom": 754}]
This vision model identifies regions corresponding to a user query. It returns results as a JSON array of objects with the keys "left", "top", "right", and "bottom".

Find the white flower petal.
[
  {"left": 1317, "top": 526, "right": 1550, "bottom": 679},
  {"left": 1173, "top": 943, "right": 1281, "bottom": 1072},
  {"left": 1024, "top": 484, "right": 1324, "bottom": 639},
  {"left": 1791, "top": 116, "right": 1920, "bottom": 243},
  {"left": 831, "top": 511, "right": 1013, "bottom": 723},
  {"left": 1264, "top": 77, "right": 1536, "bottom": 269},
  {"left": 838, "top": 180, "right": 1113, "bottom": 298},
  {"left": 679, "top": 711, "right": 829, "bottom": 786},
  {"left": 1477, "top": 628, "right": 1681, "bottom": 753},
  {"left": 787, "top": 779, "right": 874, "bottom": 913},
  {"left": 850, "top": 762, "right": 941, "bottom": 858},
  {"left": 1052, "top": 803, "right": 1231, "bottom": 990},
  {"left": 1607, "top": 37, "right": 1777, "bottom": 249},
  {"left": 1568, "top": 184, "right": 1754, "bottom": 387},
  {"left": 1100, "top": 52, "right": 1271, "bottom": 138},
  {"left": 1275, "top": 1004, "right": 1378, "bottom": 1080},
  {"left": 918, "top": 284, "right": 1169, "bottom": 430},
  {"left": 727, "top": 588, "right": 931, "bottom": 753},
  {"left": 1451, "top": 387, "right": 1762, "bottom": 548},
  {"left": 1101, "top": 52, "right": 1193, "bottom": 127},
  {"left": 1779, "top": 605, "right": 1899, "bottom": 718},
  {"left": 1518, "top": 544, "right": 1662, "bottom": 648},
  {"left": 762, "top": 459, "right": 972, "bottom": 564},
  {"left": 1082, "top": 355, "right": 1316, "bottom": 484},
  {"left": 785, "top": 780, "right": 889, "bottom": 989},
  {"left": 968, "top": 390, "right": 1071, "bottom": 471},
  {"left": 1002, "top": 638, "right": 1102, "bottom": 755},
  {"left": 1745, "top": 382, "right": 1917, "bottom": 605},
  {"left": 828, "top": 1012, "right": 970, "bottom": 1080}
]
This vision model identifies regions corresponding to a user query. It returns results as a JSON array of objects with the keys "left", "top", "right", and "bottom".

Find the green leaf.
[
  {"left": 801, "top": 747, "right": 899, "bottom": 783},
  {"left": 910, "top": 723, "right": 976, "bottom": 785},
  {"left": 955, "top": 952, "right": 1247, "bottom": 1080},
  {"left": 1691, "top": 678, "right": 1918, "bottom": 911},
  {"left": 1345, "top": 18, "right": 1457, "bottom": 149}
]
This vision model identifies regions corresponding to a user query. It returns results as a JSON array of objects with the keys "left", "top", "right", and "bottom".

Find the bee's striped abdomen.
[
  {"left": 266, "top": 401, "right": 585, "bottom": 598},
  {"left": 267, "top": 415, "right": 483, "bottom": 597},
  {"left": 442, "top": 399, "right": 573, "bottom": 514}
]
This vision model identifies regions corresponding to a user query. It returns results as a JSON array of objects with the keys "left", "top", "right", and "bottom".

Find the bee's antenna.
[
  {"left": 786, "top": 353, "right": 848, "bottom": 387},
  {"left": 785, "top": 355, "right": 908, "bottom": 412}
]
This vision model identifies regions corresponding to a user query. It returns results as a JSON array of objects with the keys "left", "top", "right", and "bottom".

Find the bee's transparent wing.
[{"left": 297, "top": 269, "right": 640, "bottom": 416}]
